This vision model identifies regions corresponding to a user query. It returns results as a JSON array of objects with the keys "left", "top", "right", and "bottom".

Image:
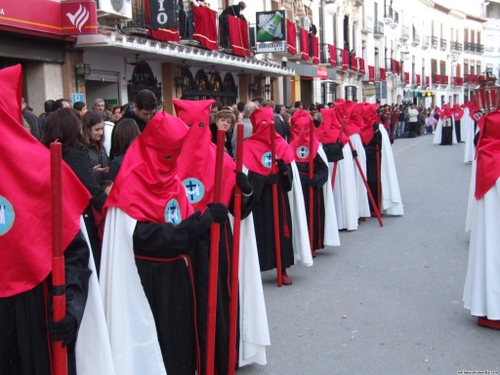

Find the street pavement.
[{"left": 237, "top": 135, "right": 500, "bottom": 375}]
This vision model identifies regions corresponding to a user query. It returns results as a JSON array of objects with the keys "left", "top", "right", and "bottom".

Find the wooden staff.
[
  {"left": 206, "top": 129, "right": 226, "bottom": 375},
  {"left": 50, "top": 142, "right": 68, "bottom": 375},
  {"left": 227, "top": 124, "right": 244, "bottom": 375},
  {"left": 308, "top": 121, "right": 314, "bottom": 255},
  {"left": 270, "top": 126, "right": 283, "bottom": 287}
]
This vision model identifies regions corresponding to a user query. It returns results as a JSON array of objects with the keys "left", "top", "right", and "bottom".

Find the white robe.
[
  {"left": 463, "top": 178, "right": 500, "bottom": 319},
  {"left": 76, "top": 217, "right": 116, "bottom": 375},
  {"left": 330, "top": 144, "right": 358, "bottom": 231},
  {"left": 462, "top": 109, "right": 476, "bottom": 164},
  {"left": 379, "top": 126, "right": 404, "bottom": 216},
  {"left": 433, "top": 117, "right": 458, "bottom": 145},
  {"left": 317, "top": 146, "right": 340, "bottom": 247},
  {"left": 350, "top": 133, "right": 371, "bottom": 218}
]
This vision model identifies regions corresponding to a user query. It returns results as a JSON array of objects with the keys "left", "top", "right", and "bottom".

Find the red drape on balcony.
[
  {"left": 459, "top": 77, "right": 464, "bottom": 86},
  {"left": 311, "top": 35, "right": 319, "bottom": 64},
  {"left": 404, "top": 72, "right": 409, "bottom": 84},
  {"left": 286, "top": 19, "right": 297, "bottom": 55},
  {"left": 444, "top": 75, "right": 449, "bottom": 85},
  {"left": 396, "top": 61, "right": 401, "bottom": 75},
  {"left": 416, "top": 74, "right": 421, "bottom": 86},
  {"left": 380, "top": 67, "right": 386, "bottom": 82},
  {"left": 300, "top": 28, "right": 310, "bottom": 61},
  {"left": 435, "top": 74, "right": 441, "bottom": 84},
  {"left": 227, "top": 15, "right": 250, "bottom": 57},
  {"left": 425, "top": 76, "right": 430, "bottom": 87},
  {"left": 342, "top": 49, "right": 349, "bottom": 70},
  {"left": 328, "top": 44, "right": 337, "bottom": 66},
  {"left": 391, "top": 59, "right": 397, "bottom": 74},
  {"left": 145, "top": 0, "right": 180, "bottom": 42},
  {"left": 359, "top": 58, "right": 366, "bottom": 75},
  {"left": 453, "top": 77, "right": 458, "bottom": 86},
  {"left": 193, "top": 6, "right": 218, "bottom": 50},
  {"left": 368, "top": 65, "right": 375, "bottom": 83},
  {"left": 352, "top": 56, "right": 358, "bottom": 71}
]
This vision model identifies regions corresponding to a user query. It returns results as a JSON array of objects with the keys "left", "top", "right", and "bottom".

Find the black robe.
[
  {"left": 295, "top": 154, "right": 328, "bottom": 251},
  {"left": 441, "top": 118, "right": 453, "bottom": 145},
  {"left": 248, "top": 166, "right": 294, "bottom": 272},
  {"left": 364, "top": 125, "right": 383, "bottom": 213},
  {"left": 0, "top": 232, "right": 91, "bottom": 375}
]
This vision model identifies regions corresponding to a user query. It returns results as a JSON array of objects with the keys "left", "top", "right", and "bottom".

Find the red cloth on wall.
[
  {"left": 286, "top": 19, "right": 297, "bottom": 55},
  {"left": 311, "top": 35, "right": 319, "bottom": 64},
  {"left": 328, "top": 44, "right": 337, "bottom": 66},
  {"left": 227, "top": 15, "right": 250, "bottom": 57},
  {"left": 380, "top": 68, "right": 386, "bottom": 82},
  {"left": 300, "top": 28, "right": 310, "bottom": 61},
  {"left": 193, "top": 6, "right": 219, "bottom": 50},
  {"left": 368, "top": 66, "right": 375, "bottom": 83},
  {"left": 342, "top": 50, "right": 349, "bottom": 70},
  {"left": 145, "top": 0, "right": 180, "bottom": 42}
]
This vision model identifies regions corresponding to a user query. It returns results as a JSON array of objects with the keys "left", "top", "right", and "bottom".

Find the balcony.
[
  {"left": 440, "top": 38, "right": 447, "bottom": 51},
  {"left": 400, "top": 25, "right": 410, "bottom": 42},
  {"left": 479, "top": 44, "right": 485, "bottom": 54},
  {"left": 451, "top": 41, "right": 462, "bottom": 52},
  {"left": 412, "top": 32, "right": 421, "bottom": 46},
  {"left": 432, "top": 36, "right": 439, "bottom": 48},
  {"left": 374, "top": 21, "right": 384, "bottom": 38},
  {"left": 422, "top": 35, "right": 430, "bottom": 49},
  {"left": 391, "top": 11, "right": 399, "bottom": 29},
  {"left": 362, "top": 15, "right": 374, "bottom": 33},
  {"left": 383, "top": 5, "right": 394, "bottom": 24},
  {"left": 464, "top": 42, "right": 472, "bottom": 52}
]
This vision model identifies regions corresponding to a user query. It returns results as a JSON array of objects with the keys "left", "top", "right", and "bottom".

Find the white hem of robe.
[
  {"left": 379, "top": 126, "right": 404, "bottom": 216},
  {"left": 463, "top": 109, "right": 476, "bottom": 164},
  {"left": 350, "top": 134, "right": 371, "bottom": 218}
]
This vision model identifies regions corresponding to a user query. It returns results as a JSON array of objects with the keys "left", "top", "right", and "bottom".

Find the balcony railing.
[
  {"left": 432, "top": 36, "right": 439, "bottom": 48},
  {"left": 422, "top": 35, "right": 430, "bottom": 49},
  {"left": 383, "top": 5, "right": 394, "bottom": 24},
  {"left": 412, "top": 32, "right": 421, "bottom": 46},
  {"left": 464, "top": 42, "right": 472, "bottom": 52},
  {"left": 362, "top": 15, "right": 374, "bottom": 33},
  {"left": 374, "top": 21, "right": 384, "bottom": 37},
  {"left": 440, "top": 38, "right": 447, "bottom": 50},
  {"left": 400, "top": 25, "right": 410, "bottom": 41}
]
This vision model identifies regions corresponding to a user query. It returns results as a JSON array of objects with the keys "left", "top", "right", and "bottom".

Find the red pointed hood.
[
  {"left": 360, "top": 103, "right": 378, "bottom": 145},
  {"left": 174, "top": 99, "right": 235, "bottom": 211},
  {"left": 317, "top": 107, "right": 349, "bottom": 145},
  {"left": 243, "top": 107, "right": 294, "bottom": 175},
  {"left": 452, "top": 103, "right": 464, "bottom": 121},
  {"left": 105, "top": 111, "right": 194, "bottom": 223},
  {"left": 0, "top": 65, "right": 90, "bottom": 297},
  {"left": 289, "top": 109, "right": 319, "bottom": 162},
  {"left": 440, "top": 104, "right": 452, "bottom": 119}
]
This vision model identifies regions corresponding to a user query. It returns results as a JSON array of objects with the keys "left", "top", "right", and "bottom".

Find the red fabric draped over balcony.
[
  {"left": 368, "top": 65, "right": 375, "bottom": 83},
  {"left": 404, "top": 72, "right": 409, "bottom": 85},
  {"left": 453, "top": 77, "right": 458, "bottom": 86},
  {"left": 145, "top": 0, "right": 180, "bottom": 42},
  {"left": 458, "top": 77, "right": 464, "bottom": 86},
  {"left": 328, "top": 44, "right": 337, "bottom": 66},
  {"left": 286, "top": 19, "right": 297, "bottom": 55},
  {"left": 311, "top": 35, "right": 319, "bottom": 64},
  {"left": 444, "top": 75, "right": 449, "bottom": 85},
  {"left": 352, "top": 56, "right": 358, "bottom": 72},
  {"left": 380, "top": 67, "right": 386, "bottom": 82},
  {"left": 416, "top": 74, "right": 421, "bottom": 86},
  {"left": 342, "top": 49, "right": 349, "bottom": 70},
  {"left": 300, "top": 28, "right": 310, "bottom": 61},
  {"left": 193, "top": 6, "right": 218, "bottom": 50},
  {"left": 359, "top": 58, "right": 366, "bottom": 75},
  {"left": 227, "top": 15, "right": 250, "bottom": 57},
  {"left": 391, "top": 59, "right": 397, "bottom": 74},
  {"left": 425, "top": 76, "right": 430, "bottom": 87},
  {"left": 434, "top": 74, "right": 441, "bottom": 84}
]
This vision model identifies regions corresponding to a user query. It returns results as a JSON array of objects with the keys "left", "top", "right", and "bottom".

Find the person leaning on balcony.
[{"left": 221, "top": 1, "right": 246, "bottom": 20}]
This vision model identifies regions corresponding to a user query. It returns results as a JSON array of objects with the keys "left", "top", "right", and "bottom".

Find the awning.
[{"left": 74, "top": 31, "right": 295, "bottom": 77}]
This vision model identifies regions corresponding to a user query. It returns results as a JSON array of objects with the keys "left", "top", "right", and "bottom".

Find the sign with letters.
[{"left": 149, "top": 0, "right": 178, "bottom": 29}]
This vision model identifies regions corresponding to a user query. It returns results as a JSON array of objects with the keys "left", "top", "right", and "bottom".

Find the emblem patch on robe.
[
  {"left": 164, "top": 199, "right": 182, "bottom": 224},
  {"left": 296, "top": 146, "right": 309, "bottom": 159},
  {"left": 183, "top": 178, "right": 205, "bottom": 204},
  {"left": 0, "top": 196, "right": 15, "bottom": 235},
  {"left": 261, "top": 152, "right": 272, "bottom": 168}
]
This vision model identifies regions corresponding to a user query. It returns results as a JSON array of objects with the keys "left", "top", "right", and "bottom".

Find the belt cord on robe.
[
  {"left": 50, "top": 142, "right": 68, "bottom": 375},
  {"left": 308, "top": 120, "right": 314, "bottom": 254},
  {"left": 270, "top": 126, "right": 283, "bottom": 287},
  {"left": 206, "top": 129, "right": 225, "bottom": 375},
  {"left": 331, "top": 116, "right": 347, "bottom": 190},
  {"left": 342, "top": 127, "right": 384, "bottom": 227},
  {"left": 227, "top": 124, "right": 244, "bottom": 375}
]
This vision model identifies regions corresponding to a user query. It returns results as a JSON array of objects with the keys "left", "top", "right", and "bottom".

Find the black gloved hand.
[
  {"left": 304, "top": 177, "right": 316, "bottom": 188},
  {"left": 47, "top": 313, "right": 77, "bottom": 347},
  {"left": 235, "top": 171, "right": 252, "bottom": 194},
  {"left": 264, "top": 173, "right": 279, "bottom": 185},
  {"left": 207, "top": 203, "right": 228, "bottom": 224},
  {"left": 276, "top": 159, "right": 288, "bottom": 174},
  {"left": 187, "top": 211, "right": 213, "bottom": 236}
]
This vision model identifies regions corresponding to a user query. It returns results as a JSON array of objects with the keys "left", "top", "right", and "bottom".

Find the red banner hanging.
[
  {"left": 380, "top": 68, "right": 386, "bottom": 82},
  {"left": 286, "top": 19, "right": 297, "bottom": 55},
  {"left": 359, "top": 58, "right": 366, "bottom": 75},
  {"left": 193, "top": 6, "right": 219, "bottom": 50},
  {"left": 352, "top": 56, "right": 358, "bottom": 72},
  {"left": 425, "top": 76, "right": 430, "bottom": 87},
  {"left": 311, "top": 35, "right": 319, "bottom": 64},
  {"left": 342, "top": 50, "right": 349, "bottom": 70},
  {"left": 300, "top": 28, "right": 310, "bottom": 61},
  {"left": 444, "top": 75, "right": 449, "bottom": 85},
  {"left": 368, "top": 65, "right": 375, "bottom": 83},
  {"left": 227, "top": 15, "right": 250, "bottom": 57},
  {"left": 328, "top": 44, "right": 337, "bottom": 66},
  {"left": 416, "top": 74, "right": 421, "bottom": 86},
  {"left": 404, "top": 72, "right": 409, "bottom": 85}
]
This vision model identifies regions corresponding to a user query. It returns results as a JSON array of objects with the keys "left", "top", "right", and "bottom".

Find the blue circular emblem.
[
  {"left": 0, "top": 196, "right": 15, "bottom": 236},
  {"left": 261, "top": 151, "right": 273, "bottom": 168},
  {"left": 297, "top": 146, "right": 309, "bottom": 159},
  {"left": 183, "top": 178, "right": 205, "bottom": 204},
  {"left": 164, "top": 199, "right": 182, "bottom": 224}
]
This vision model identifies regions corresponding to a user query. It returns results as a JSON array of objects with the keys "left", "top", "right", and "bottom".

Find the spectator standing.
[
  {"left": 408, "top": 104, "right": 419, "bottom": 136},
  {"left": 82, "top": 111, "right": 110, "bottom": 183},
  {"left": 22, "top": 97, "right": 41, "bottom": 140}
]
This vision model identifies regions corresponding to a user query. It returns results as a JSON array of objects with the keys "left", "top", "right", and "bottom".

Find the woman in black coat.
[{"left": 82, "top": 110, "right": 110, "bottom": 183}]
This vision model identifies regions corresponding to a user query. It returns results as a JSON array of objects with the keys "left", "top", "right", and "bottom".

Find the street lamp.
[
  {"left": 472, "top": 71, "right": 500, "bottom": 114},
  {"left": 264, "top": 83, "right": 272, "bottom": 98}
]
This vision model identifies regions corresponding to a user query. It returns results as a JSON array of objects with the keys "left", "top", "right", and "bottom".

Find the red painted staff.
[
  {"left": 308, "top": 120, "right": 315, "bottom": 255},
  {"left": 50, "top": 141, "right": 68, "bottom": 375},
  {"left": 227, "top": 124, "right": 244, "bottom": 375},
  {"left": 270, "top": 125, "right": 283, "bottom": 287},
  {"left": 206, "top": 129, "right": 226, "bottom": 375}
]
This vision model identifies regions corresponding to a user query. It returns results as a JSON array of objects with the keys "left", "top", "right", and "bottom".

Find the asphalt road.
[{"left": 237, "top": 135, "right": 500, "bottom": 375}]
